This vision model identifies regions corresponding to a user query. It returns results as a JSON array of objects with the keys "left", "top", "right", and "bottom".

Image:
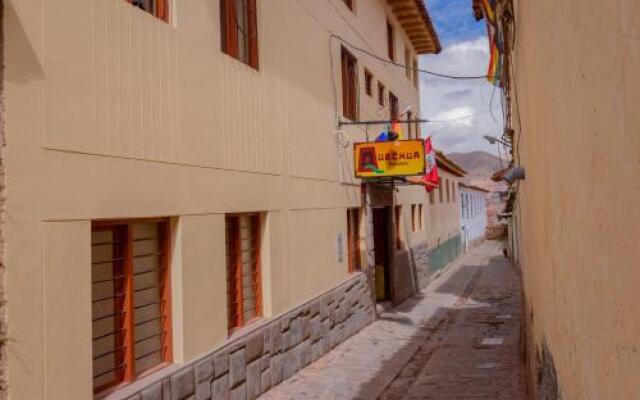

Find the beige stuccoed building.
[
  {"left": 473, "top": 0, "right": 640, "bottom": 399},
  {"left": 1, "top": 1, "right": 465, "bottom": 399}
]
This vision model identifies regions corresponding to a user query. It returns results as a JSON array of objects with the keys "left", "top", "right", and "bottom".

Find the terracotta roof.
[
  {"left": 387, "top": 0, "right": 442, "bottom": 54},
  {"left": 472, "top": 0, "right": 485, "bottom": 21},
  {"left": 459, "top": 183, "right": 491, "bottom": 193},
  {"left": 435, "top": 151, "right": 466, "bottom": 177}
]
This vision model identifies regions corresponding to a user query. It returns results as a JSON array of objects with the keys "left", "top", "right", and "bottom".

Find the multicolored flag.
[{"left": 422, "top": 137, "right": 439, "bottom": 192}]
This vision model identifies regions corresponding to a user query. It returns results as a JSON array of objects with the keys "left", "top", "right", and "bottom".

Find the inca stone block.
[
  {"left": 301, "top": 315, "right": 311, "bottom": 340},
  {"left": 171, "top": 367, "right": 195, "bottom": 400},
  {"left": 282, "top": 347, "right": 300, "bottom": 380},
  {"left": 260, "top": 369, "right": 271, "bottom": 394},
  {"left": 281, "top": 331, "right": 291, "bottom": 351},
  {"left": 270, "top": 324, "right": 282, "bottom": 353},
  {"left": 229, "top": 349, "right": 246, "bottom": 388},
  {"left": 310, "top": 316, "right": 321, "bottom": 343},
  {"left": 229, "top": 383, "right": 246, "bottom": 400},
  {"left": 246, "top": 360, "right": 261, "bottom": 400},
  {"left": 262, "top": 326, "right": 271, "bottom": 355},
  {"left": 280, "top": 317, "right": 290, "bottom": 332},
  {"left": 299, "top": 340, "right": 311, "bottom": 368},
  {"left": 196, "top": 357, "right": 215, "bottom": 383},
  {"left": 141, "top": 382, "right": 162, "bottom": 400},
  {"left": 270, "top": 354, "right": 283, "bottom": 386},
  {"left": 260, "top": 354, "right": 271, "bottom": 371},
  {"left": 213, "top": 352, "right": 229, "bottom": 378},
  {"left": 211, "top": 376, "right": 229, "bottom": 400},
  {"left": 245, "top": 333, "right": 263, "bottom": 362},
  {"left": 195, "top": 381, "right": 211, "bottom": 400},
  {"left": 290, "top": 317, "right": 301, "bottom": 345}
]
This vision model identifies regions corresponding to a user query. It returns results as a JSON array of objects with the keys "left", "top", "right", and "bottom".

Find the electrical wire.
[{"left": 330, "top": 34, "right": 490, "bottom": 80}]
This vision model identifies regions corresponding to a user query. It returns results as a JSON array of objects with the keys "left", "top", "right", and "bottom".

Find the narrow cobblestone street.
[{"left": 258, "top": 241, "right": 526, "bottom": 400}]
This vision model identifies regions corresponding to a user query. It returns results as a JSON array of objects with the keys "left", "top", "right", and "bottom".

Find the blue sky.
[
  {"left": 419, "top": 0, "right": 504, "bottom": 156},
  {"left": 428, "top": 0, "right": 486, "bottom": 46}
]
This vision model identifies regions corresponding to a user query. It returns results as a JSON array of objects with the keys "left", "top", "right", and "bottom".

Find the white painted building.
[{"left": 459, "top": 183, "right": 489, "bottom": 251}]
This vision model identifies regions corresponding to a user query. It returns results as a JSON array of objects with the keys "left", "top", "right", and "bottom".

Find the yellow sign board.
[{"left": 354, "top": 140, "right": 425, "bottom": 178}]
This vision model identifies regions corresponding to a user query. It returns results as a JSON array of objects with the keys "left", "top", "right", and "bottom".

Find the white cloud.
[{"left": 419, "top": 36, "right": 505, "bottom": 156}]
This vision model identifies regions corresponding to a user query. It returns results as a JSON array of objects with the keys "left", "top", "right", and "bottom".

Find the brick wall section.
[
  {"left": 0, "top": 2, "right": 7, "bottom": 398},
  {"left": 123, "top": 273, "right": 375, "bottom": 400}
]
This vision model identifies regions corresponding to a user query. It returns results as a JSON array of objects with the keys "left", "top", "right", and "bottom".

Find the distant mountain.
[{"left": 447, "top": 151, "right": 507, "bottom": 192}]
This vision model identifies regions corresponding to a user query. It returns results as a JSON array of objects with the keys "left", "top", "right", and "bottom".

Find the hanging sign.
[{"left": 354, "top": 140, "right": 425, "bottom": 178}]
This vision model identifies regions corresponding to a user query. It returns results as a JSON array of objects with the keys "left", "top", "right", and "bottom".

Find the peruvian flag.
[{"left": 423, "top": 137, "right": 439, "bottom": 192}]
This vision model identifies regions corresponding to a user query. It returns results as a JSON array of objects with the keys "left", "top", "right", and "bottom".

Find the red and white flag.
[{"left": 423, "top": 137, "right": 439, "bottom": 192}]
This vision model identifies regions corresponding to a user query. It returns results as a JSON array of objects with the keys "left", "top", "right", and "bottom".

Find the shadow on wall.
[{"left": 5, "top": 1, "right": 44, "bottom": 83}]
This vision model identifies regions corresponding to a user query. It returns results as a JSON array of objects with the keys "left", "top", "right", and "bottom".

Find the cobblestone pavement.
[{"left": 258, "top": 241, "right": 526, "bottom": 400}]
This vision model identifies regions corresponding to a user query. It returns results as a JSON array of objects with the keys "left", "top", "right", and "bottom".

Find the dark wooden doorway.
[{"left": 372, "top": 207, "right": 392, "bottom": 301}]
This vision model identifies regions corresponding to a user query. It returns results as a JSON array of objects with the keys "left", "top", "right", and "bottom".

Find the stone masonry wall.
[
  {"left": 123, "top": 273, "right": 375, "bottom": 400},
  {"left": 411, "top": 235, "right": 463, "bottom": 290}
]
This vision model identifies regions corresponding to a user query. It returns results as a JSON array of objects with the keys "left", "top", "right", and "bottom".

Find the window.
[
  {"left": 412, "top": 57, "right": 419, "bottom": 88},
  {"left": 91, "top": 220, "right": 172, "bottom": 393},
  {"left": 452, "top": 183, "right": 456, "bottom": 203},
  {"left": 341, "top": 46, "right": 359, "bottom": 120},
  {"left": 378, "top": 82, "right": 385, "bottom": 106},
  {"left": 127, "top": 0, "right": 170, "bottom": 22},
  {"left": 387, "top": 20, "right": 395, "bottom": 61},
  {"left": 429, "top": 189, "right": 435, "bottom": 205},
  {"left": 343, "top": 0, "right": 354, "bottom": 10},
  {"left": 365, "top": 69, "right": 373, "bottom": 97},
  {"left": 462, "top": 193, "right": 467, "bottom": 218},
  {"left": 438, "top": 183, "right": 444, "bottom": 203},
  {"left": 405, "top": 47, "right": 411, "bottom": 79},
  {"left": 418, "top": 204, "right": 424, "bottom": 230},
  {"left": 226, "top": 214, "right": 262, "bottom": 332},
  {"left": 411, "top": 205, "right": 417, "bottom": 232},
  {"left": 347, "top": 209, "right": 361, "bottom": 273},
  {"left": 220, "top": 0, "right": 259, "bottom": 69},
  {"left": 389, "top": 92, "right": 399, "bottom": 121},
  {"left": 394, "top": 206, "right": 403, "bottom": 249}
]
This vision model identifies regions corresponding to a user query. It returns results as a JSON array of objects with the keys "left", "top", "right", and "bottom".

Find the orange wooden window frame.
[
  {"left": 347, "top": 209, "right": 361, "bottom": 273},
  {"left": 124, "top": 0, "right": 170, "bottom": 23},
  {"left": 341, "top": 46, "right": 359, "bottom": 121},
  {"left": 387, "top": 20, "right": 395, "bottom": 61},
  {"left": 91, "top": 218, "right": 173, "bottom": 395},
  {"left": 226, "top": 214, "right": 263, "bottom": 333},
  {"left": 364, "top": 70, "right": 373, "bottom": 97},
  {"left": 220, "top": 0, "right": 259, "bottom": 69}
]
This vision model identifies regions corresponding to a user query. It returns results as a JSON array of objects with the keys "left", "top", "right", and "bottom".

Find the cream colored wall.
[
  {"left": 4, "top": 0, "right": 425, "bottom": 398},
  {"left": 512, "top": 0, "right": 640, "bottom": 398},
  {"left": 393, "top": 170, "right": 463, "bottom": 251}
]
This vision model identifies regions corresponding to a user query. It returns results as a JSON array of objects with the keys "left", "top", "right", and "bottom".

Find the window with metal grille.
[
  {"left": 341, "top": 46, "right": 359, "bottom": 121},
  {"left": 389, "top": 92, "right": 399, "bottom": 121},
  {"left": 387, "top": 20, "right": 395, "bottom": 61},
  {"left": 126, "top": 0, "right": 170, "bottom": 23},
  {"left": 91, "top": 220, "right": 172, "bottom": 394},
  {"left": 347, "top": 209, "right": 361, "bottom": 273},
  {"left": 220, "top": 0, "right": 259, "bottom": 69},
  {"left": 365, "top": 69, "right": 373, "bottom": 97},
  {"left": 226, "top": 214, "right": 262, "bottom": 332},
  {"left": 378, "top": 82, "right": 385, "bottom": 106}
]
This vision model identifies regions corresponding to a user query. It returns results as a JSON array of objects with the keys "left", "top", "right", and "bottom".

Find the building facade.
[
  {"left": 473, "top": 0, "right": 640, "bottom": 398},
  {"left": 3, "top": 1, "right": 448, "bottom": 400},
  {"left": 459, "top": 183, "right": 488, "bottom": 252}
]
